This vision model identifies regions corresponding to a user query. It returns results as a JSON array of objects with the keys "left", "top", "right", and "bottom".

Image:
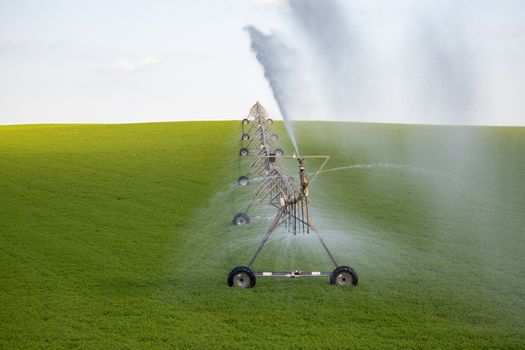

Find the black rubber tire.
[
  {"left": 241, "top": 133, "right": 250, "bottom": 141},
  {"left": 239, "top": 148, "right": 249, "bottom": 157},
  {"left": 227, "top": 266, "right": 256, "bottom": 288},
  {"left": 274, "top": 148, "right": 284, "bottom": 156},
  {"left": 232, "top": 213, "right": 250, "bottom": 225},
  {"left": 271, "top": 133, "right": 279, "bottom": 141},
  {"left": 330, "top": 266, "right": 358, "bottom": 286},
  {"left": 242, "top": 118, "right": 249, "bottom": 125},
  {"left": 267, "top": 118, "right": 273, "bottom": 124},
  {"left": 237, "top": 176, "right": 249, "bottom": 186}
]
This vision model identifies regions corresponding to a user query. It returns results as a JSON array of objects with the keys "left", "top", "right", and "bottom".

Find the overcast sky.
[
  {"left": 0, "top": 0, "right": 283, "bottom": 124},
  {"left": 1, "top": 0, "right": 524, "bottom": 125}
]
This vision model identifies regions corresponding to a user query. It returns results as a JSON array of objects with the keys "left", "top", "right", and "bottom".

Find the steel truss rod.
[{"left": 247, "top": 210, "right": 285, "bottom": 267}]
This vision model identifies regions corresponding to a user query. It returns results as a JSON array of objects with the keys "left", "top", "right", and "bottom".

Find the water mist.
[{"left": 244, "top": 25, "right": 301, "bottom": 156}]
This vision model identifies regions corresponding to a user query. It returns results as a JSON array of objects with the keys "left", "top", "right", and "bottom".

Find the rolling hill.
[{"left": 1, "top": 121, "right": 524, "bottom": 349}]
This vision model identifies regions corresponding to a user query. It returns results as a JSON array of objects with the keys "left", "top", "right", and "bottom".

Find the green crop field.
[{"left": 1, "top": 121, "right": 524, "bottom": 349}]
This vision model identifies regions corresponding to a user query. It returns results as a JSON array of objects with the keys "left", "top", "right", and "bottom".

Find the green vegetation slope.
[{"left": 1, "top": 121, "right": 524, "bottom": 349}]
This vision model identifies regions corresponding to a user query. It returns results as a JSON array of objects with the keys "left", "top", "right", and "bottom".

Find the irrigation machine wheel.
[
  {"left": 241, "top": 133, "right": 250, "bottom": 141},
  {"left": 330, "top": 266, "right": 358, "bottom": 286},
  {"left": 242, "top": 118, "right": 249, "bottom": 125},
  {"left": 239, "top": 148, "right": 249, "bottom": 157},
  {"left": 228, "top": 266, "right": 256, "bottom": 288},
  {"left": 271, "top": 133, "right": 279, "bottom": 141},
  {"left": 267, "top": 118, "right": 273, "bottom": 124},
  {"left": 274, "top": 148, "right": 284, "bottom": 156},
  {"left": 232, "top": 213, "right": 250, "bottom": 225},
  {"left": 237, "top": 176, "right": 250, "bottom": 186}
]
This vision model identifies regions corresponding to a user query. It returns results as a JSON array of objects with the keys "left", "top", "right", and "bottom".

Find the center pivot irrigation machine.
[{"left": 227, "top": 102, "right": 358, "bottom": 288}]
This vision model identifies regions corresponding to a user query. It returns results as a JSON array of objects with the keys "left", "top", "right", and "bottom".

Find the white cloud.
[
  {"left": 0, "top": 40, "right": 35, "bottom": 50},
  {"left": 96, "top": 56, "right": 160, "bottom": 73},
  {"left": 253, "top": 0, "right": 288, "bottom": 9},
  {"left": 485, "top": 25, "right": 525, "bottom": 37},
  {"left": 0, "top": 39, "right": 72, "bottom": 50},
  {"left": 360, "top": 4, "right": 380, "bottom": 14}
]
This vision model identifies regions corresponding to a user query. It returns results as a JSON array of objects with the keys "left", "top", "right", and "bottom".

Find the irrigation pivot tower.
[
  {"left": 228, "top": 102, "right": 359, "bottom": 288},
  {"left": 232, "top": 102, "right": 283, "bottom": 225}
]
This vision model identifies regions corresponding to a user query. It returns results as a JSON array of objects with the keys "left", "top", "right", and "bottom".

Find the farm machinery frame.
[{"left": 228, "top": 102, "right": 358, "bottom": 288}]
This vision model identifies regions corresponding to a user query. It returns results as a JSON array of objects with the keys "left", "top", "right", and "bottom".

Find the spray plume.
[
  {"left": 246, "top": 0, "right": 525, "bottom": 126},
  {"left": 244, "top": 25, "right": 301, "bottom": 156}
]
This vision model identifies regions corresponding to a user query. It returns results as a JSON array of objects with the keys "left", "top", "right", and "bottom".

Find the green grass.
[{"left": 1, "top": 121, "right": 524, "bottom": 349}]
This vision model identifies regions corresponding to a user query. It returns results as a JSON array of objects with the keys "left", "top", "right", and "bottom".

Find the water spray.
[
  {"left": 244, "top": 26, "right": 301, "bottom": 157},
  {"left": 227, "top": 102, "right": 358, "bottom": 288}
]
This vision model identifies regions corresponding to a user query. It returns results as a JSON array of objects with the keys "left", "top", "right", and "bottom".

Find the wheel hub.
[
  {"left": 236, "top": 217, "right": 245, "bottom": 225},
  {"left": 233, "top": 272, "right": 251, "bottom": 288},
  {"left": 335, "top": 271, "right": 353, "bottom": 285}
]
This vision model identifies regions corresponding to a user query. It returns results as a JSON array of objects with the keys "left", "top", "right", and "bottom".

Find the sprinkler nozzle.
[{"left": 298, "top": 158, "right": 309, "bottom": 196}]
